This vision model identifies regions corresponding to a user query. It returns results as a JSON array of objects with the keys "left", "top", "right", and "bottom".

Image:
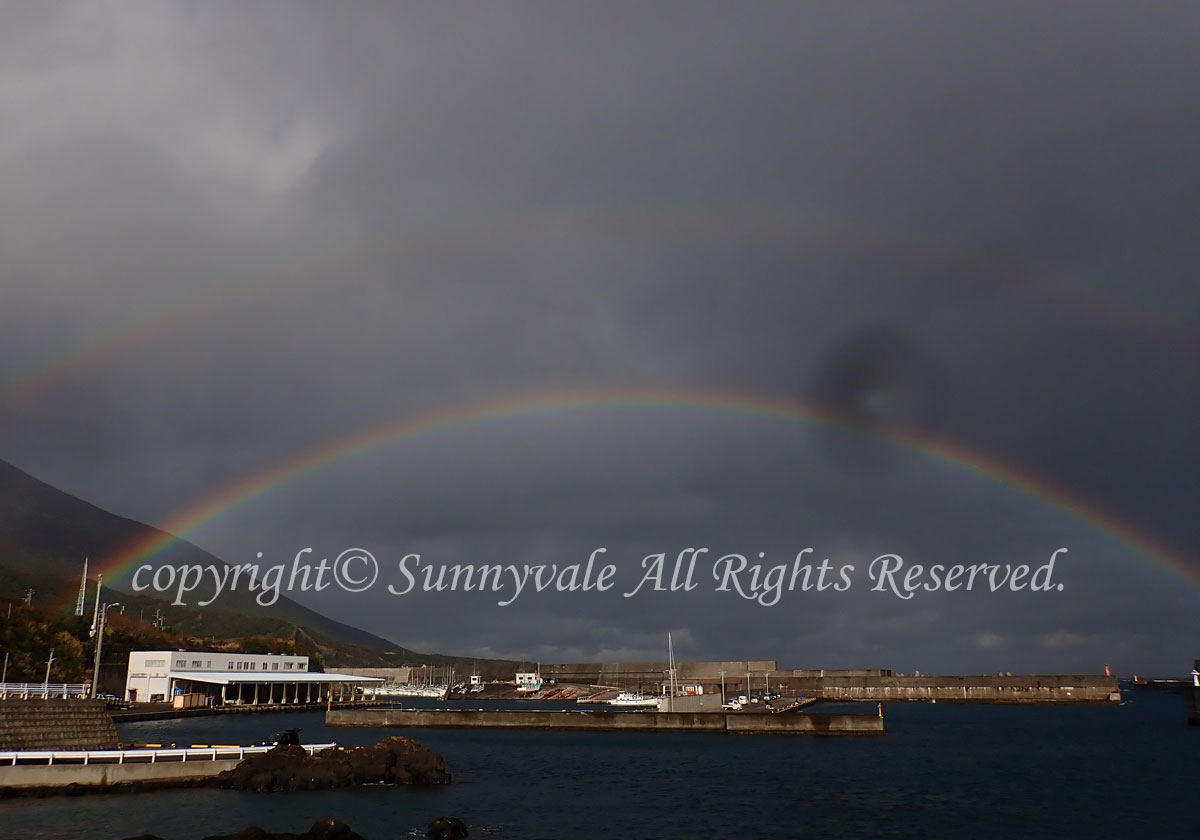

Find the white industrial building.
[{"left": 123, "top": 650, "right": 382, "bottom": 705}]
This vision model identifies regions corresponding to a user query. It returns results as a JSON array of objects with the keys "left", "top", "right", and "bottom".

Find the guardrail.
[
  {"left": 0, "top": 743, "right": 337, "bottom": 766},
  {"left": 0, "top": 683, "right": 91, "bottom": 699}
]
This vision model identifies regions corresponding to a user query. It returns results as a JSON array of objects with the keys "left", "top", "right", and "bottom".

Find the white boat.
[
  {"left": 373, "top": 683, "right": 449, "bottom": 699},
  {"left": 515, "top": 677, "right": 543, "bottom": 694},
  {"left": 607, "top": 691, "right": 660, "bottom": 709}
]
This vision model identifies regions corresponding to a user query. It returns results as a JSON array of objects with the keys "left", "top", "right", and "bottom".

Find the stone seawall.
[
  {"left": 327, "top": 708, "right": 884, "bottom": 735},
  {"left": 0, "top": 699, "right": 120, "bottom": 750}
]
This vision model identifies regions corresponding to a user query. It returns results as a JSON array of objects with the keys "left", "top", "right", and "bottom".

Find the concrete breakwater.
[
  {"left": 802, "top": 674, "right": 1120, "bottom": 703},
  {"left": 326, "top": 708, "right": 885, "bottom": 734},
  {"left": 542, "top": 662, "right": 1120, "bottom": 704}
]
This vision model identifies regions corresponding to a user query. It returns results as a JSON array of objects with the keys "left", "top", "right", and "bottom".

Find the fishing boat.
[{"left": 607, "top": 690, "right": 660, "bottom": 709}]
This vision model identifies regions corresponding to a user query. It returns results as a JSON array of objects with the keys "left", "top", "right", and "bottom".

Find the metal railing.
[
  {"left": 0, "top": 683, "right": 91, "bottom": 699},
  {"left": 0, "top": 742, "right": 337, "bottom": 766}
]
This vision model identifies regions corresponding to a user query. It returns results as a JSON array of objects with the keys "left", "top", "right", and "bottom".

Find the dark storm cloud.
[{"left": 1, "top": 2, "right": 1197, "bottom": 674}]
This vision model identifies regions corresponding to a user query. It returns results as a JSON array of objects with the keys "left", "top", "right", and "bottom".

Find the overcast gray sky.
[{"left": 1, "top": 1, "right": 1197, "bottom": 675}]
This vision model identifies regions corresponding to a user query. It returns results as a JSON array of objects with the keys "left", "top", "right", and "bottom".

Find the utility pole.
[
  {"left": 719, "top": 670, "right": 726, "bottom": 704},
  {"left": 90, "top": 603, "right": 120, "bottom": 698},
  {"left": 90, "top": 575, "right": 103, "bottom": 637},
  {"left": 44, "top": 647, "right": 55, "bottom": 689},
  {"left": 2, "top": 651, "right": 8, "bottom": 684}
]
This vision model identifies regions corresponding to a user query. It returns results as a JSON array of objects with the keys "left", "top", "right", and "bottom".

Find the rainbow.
[{"left": 81, "top": 386, "right": 1198, "bottom": 601}]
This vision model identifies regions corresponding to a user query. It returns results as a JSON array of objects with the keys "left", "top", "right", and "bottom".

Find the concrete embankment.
[
  {"left": 327, "top": 708, "right": 884, "bottom": 735},
  {"left": 0, "top": 757, "right": 246, "bottom": 790}
]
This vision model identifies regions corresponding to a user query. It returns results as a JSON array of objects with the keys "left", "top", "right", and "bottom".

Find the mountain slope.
[{"left": 0, "top": 458, "right": 414, "bottom": 660}]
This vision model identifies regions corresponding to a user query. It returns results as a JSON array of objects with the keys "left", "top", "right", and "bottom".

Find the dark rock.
[
  {"left": 199, "top": 829, "right": 274, "bottom": 840},
  {"left": 309, "top": 818, "right": 365, "bottom": 839},
  {"left": 199, "top": 818, "right": 366, "bottom": 840},
  {"left": 118, "top": 835, "right": 167, "bottom": 840},
  {"left": 427, "top": 816, "right": 469, "bottom": 839},
  {"left": 212, "top": 738, "right": 449, "bottom": 792}
]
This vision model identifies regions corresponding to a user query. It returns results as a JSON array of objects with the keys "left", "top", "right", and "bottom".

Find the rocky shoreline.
[{"left": 211, "top": 737, "right": 449, "bottom": 791}]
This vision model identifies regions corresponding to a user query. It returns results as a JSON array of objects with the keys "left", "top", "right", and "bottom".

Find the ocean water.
[{"left": 1, "top": 689, "right": 1195, "bottom": 839}]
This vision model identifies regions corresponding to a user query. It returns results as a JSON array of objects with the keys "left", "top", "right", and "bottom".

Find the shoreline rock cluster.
[
  {"left": 120, "top": 815, "right": 469, "bottom": 840},
  {"left": 211, "top": 737, "right": 449, "bottom": 791}
]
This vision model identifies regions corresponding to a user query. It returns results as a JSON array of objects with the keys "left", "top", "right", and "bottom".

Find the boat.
[
  {"left": 515, "top": 678, "right": 543, "bottom": 694},
  {"left": 607, "top": 690, "right": 660, "bottom": 709},
  {"left": 372, "top": 683, "right": 449, "bottom": 700}
]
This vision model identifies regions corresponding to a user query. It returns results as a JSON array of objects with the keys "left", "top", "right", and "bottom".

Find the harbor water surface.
[{"left": 2, "top": 689, "right": 1194, "bottom": 839}]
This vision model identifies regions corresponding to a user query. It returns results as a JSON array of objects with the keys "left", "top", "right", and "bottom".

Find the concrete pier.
[
  {"left": 326, "top": 707, "right": 885, "bottom": 735},
  {"left": 0, "top": 757, "right": 246, "bottom": 789},
  {"left": 0, "top": 743, "right": 336, "bottom": 792}
]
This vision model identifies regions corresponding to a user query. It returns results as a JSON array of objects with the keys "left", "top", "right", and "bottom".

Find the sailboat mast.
[{"left": 667, "top": 631, "right": 677, "bottom": 711}]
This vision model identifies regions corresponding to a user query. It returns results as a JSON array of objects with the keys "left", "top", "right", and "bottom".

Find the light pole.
[{"left": 90, "top": 602, "right": 120, "bottom": 698}]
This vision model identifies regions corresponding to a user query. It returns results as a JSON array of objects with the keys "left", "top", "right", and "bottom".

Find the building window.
[
  {"left": 285, "top": 663, "right": 294, "bottom": 670},
  {"left": 175, "top": 660, "right": 186, "bottom": 668},
  {"left": 191, "top": 660, "right": 202, "bottom": 668},
  {"left": 146, "top": 659, "right": 165, "bottom": 668},
  {"left": 272, "top": 663, "right": 279, "bottom": 670},
  {"left": 228, "top": 662, "right": 235, "bottom": 670}
]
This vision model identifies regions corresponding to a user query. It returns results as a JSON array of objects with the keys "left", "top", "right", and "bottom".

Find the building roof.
[{"left": 167, "top": 671, "right": 382, "bottom": 685}]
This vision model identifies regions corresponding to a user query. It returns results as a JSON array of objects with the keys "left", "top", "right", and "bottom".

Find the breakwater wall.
[
  {"left": 326, "top": 708, "right": 884, "bottom": 735},
  {"left": 800, "top": 674, "right": 1119, "bottom": 703},
  {"left": 543, "top": 660, "right": 778, "bottom": 692},
  {"left": 542, "top": 662, "right": 1114, "bottom": 703}
]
